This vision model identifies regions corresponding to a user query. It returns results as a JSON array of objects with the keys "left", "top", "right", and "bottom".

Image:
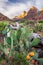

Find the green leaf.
[
  {"left": 33, "top": 51, "right": 38, "bottom": 60},
  {"left": 20, "top": 26, "right": 32, "bottom": 41},
  {"left": 17, "top": 28, "right": 22, "bottom": 42},
  {"left": 6, "top": 37, "right": 11, "bottom": 45},
  {"left": 0, "top": 44, "right": 3, "bottom": 50},
  {"left": 25, "top": 40, "right": 30, "bottom": 50},
  {"left": 15, "top": 53, "right": 22, "bottom": 60},
  {"left": 2, "top": 29, "right": 7, "bottom": 35},
  {"left": 37, "top": 58, "right": 43, "bottom": 64},
  {"left": 0, "top": 58, "right": 2, "bottom": 62},
  {"left": 31, "top": 38, "right": 40, "bottom": 47},
  {"left": 10, "top": 30, "right": 17, "bottom": 45},
  {"left": 24, "top": 61, "right": 29, "bottom": 65}
]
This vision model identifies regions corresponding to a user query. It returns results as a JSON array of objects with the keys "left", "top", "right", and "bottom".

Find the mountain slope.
[
  {"left": 13, "top": 6, "right": 43, "bottom": 21},
  {"left": 13, "top": 11, "right": 27, "bottom": 21},
  {"left": 25, "top": 6, "right": 38, "bottom": 20},
  {"left": 25, "top": 6, "right": 43, "bottom": 20},
  {"left": 0, "top": 13, "right": 11, "bottom": 21}
]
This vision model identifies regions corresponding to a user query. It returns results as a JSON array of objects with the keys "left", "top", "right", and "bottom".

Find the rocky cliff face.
[
  {"left": 1, "top": 6, "right": 43, "bottom": 22},
  {"left": 25, "top": 6, "right": 38, "bottom": 20},
  {"left": 13, "top": 6, "right": 43, "bottom": 21},
  {"left": 25, "top": 6, "right": 43, "bottom": 20},
  {"left": 13, "top": 11, "right": 27, "bottom": 21},
  {"left": 0, "top": 13, "right": 11, "bottom": 21}
]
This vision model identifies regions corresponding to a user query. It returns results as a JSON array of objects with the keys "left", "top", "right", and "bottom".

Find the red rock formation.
[
  {"left": 0, "top": 13, "right": 11, "bottom": 21},
  {"left": 13, "top": 6, "right": 43, "bottom": 21}
]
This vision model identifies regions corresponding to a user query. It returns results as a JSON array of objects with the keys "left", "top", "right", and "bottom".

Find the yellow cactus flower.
[
  {"left": 29, "top": 52, "right": 34, "bottom": 57},
  {"left": 26, "top": 55, "right": 30, "bottom": 60}
]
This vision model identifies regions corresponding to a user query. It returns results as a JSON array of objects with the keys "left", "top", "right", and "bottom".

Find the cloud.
[
  {"left": 35, "top": 0, "right": 43, "bottom": 9},
  {"left": 0, "top": 0, "right": 8, "bottom": 14},
  {"left": 9, "top": 0, "right": 30, "bottom": 3},
  {"left": 4, "top": 2, "right": 33, "bottom": 18},
  {"left": 0, "top": 0, "right": 43, "bottom": 19}
]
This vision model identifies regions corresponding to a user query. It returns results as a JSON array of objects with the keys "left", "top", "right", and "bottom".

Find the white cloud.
[
  {"left": 0, "top": 0, "right": 8, "bottom": 8},
  {"left": 0, "top": 0, "right": 8, "bottom": 15},
  {"left": 0, "top": 0, "right": 43, "bottom": 19},
  {"left": 4, "top": 2, "right": 33, "bottom": 18},
  {"left": 35, "top": 0, "right": 43, "bottom": 9}
]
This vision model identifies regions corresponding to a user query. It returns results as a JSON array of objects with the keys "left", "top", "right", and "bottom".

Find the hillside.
[
  {"left": 0, "top": 13, "right": 11, "bottom": 21},
  {"left": 13, "top": 6, "right": 43, "bottom": 21}
]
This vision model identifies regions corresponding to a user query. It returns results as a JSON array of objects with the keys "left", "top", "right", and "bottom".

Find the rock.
[
  {"left": 10, "top": 22, "right": 20, "bottom": 29},
  {"left": 38, "top": 50, "right": 43, "bottom": 58},
  {"left": 32, "top": 33, "right": 40, "bottom": 38},
  {"left": 29, "top": 33, "right": 40, "bottom": 42}
]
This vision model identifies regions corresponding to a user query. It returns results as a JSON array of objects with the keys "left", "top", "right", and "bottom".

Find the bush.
[
  {"left": 0, "top": 21, "right": 9, "bottom": 33},
  {"left": 33, "top": 23, "right": 43, "bottom": 32},
  {"left": 39, "top": 20, "right": 43, "bottom": 23},
  {"left": 0, "top": 25, "right": 41, "bottom": 65}
]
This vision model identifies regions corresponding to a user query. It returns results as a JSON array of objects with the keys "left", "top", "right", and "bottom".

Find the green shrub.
[
  {"left": 0, "top": 21, "right": 9, "bottom": 33},
  {"left": 0, "top": 25, "right": 41, "bottom": 65},
  {"left": 39, "top": 20, "right": 43, "bottom": 23},
  {"left": 33, "top": 23, "right": 43, "bottom": 32}
]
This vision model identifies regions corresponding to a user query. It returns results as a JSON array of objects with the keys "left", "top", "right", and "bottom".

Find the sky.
[{"left": 0, "top": 0, "right": 43, "bottom": 19}]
